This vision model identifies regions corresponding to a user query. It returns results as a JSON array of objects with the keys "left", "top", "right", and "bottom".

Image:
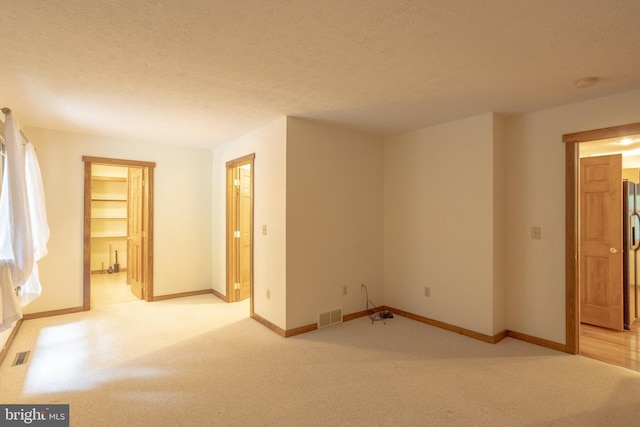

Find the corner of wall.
[
  {"left": 284, "top": 118, "right": 384, "bottom": 330},
  {"left": 492, "top": 114, "right": 508, "bottom": 334}
]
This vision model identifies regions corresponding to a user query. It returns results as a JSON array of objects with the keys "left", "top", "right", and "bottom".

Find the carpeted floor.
[{"left": 1, "top": 293, "right": 640, "bottom": 426}]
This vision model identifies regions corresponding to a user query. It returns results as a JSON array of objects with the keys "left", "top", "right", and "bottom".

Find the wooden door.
[
  {"left": 580, "top": 154, "right": 623, "bottom": 330},
  {"left": 226, "top": 154, "right": 254, "bottom": 303},
  {"left": 238, "top": 165, "right": 252, "bottom": 300},
  {"left": 128, "top": 167, "right": 144, "bottom": 299}
]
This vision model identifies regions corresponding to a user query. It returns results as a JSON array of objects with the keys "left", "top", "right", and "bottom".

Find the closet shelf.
[
  {"left": 91, "top": 198, "right": 127, "bottom": 202},
  {"left": 91, "top": 216, "right": 127, "bottom": 219},
  {"left": 91, "top": 232, "right": 128, "bottom": 238},
  {"left": 92, "top": 176, "right": 127, "bottom": 182}
]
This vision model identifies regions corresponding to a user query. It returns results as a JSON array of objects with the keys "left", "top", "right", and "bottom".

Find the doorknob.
[{"left": 610, "top": 248, "right": 618, "bottom": 254}]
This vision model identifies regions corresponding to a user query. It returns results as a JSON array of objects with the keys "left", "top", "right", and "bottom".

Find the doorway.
[
  {"left": 564, "top": 123, "right": 640, "bottom": 366},
  {"left": 226, "top": 154, "right": 254, "bottom": 307},
  {"left": 82, "top": 156, "right": 156, "bottom": 310}
]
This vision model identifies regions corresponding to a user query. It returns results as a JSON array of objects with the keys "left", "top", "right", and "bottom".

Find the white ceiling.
[{"left": 1, "top": 1, "right": 640, "bottom": 148}]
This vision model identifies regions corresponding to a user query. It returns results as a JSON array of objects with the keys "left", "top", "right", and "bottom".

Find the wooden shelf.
[
  {"left": 90, "top": 167, "right": 129, "bottom": 273},
  {"left": 92, "top": 216, "right": 127, "bottom": 219},
  {"left": 92, "top": 176, "right": 126, "bottom": 182},
  {"left": 91, "top": 232, "right": 128, "bottom": 238},
  {"left": 91, "top": 198, "right": 127, "bottom": 202}
]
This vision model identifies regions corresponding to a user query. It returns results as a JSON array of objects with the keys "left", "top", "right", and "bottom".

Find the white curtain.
[
  {"left": 21, "top": 141, "right": 50, "bottom": 306},
  {"left": 0, "top": 114, "right": 49, "bottom": 332}
]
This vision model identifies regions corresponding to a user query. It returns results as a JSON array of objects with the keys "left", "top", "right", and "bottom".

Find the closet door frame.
[{"left": 82, "top": 156, "right": 156, "bottom": 310}]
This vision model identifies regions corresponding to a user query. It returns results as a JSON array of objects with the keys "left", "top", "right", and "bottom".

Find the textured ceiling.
[{"left": 1, "top": 1, "right": 639, "bottom": 147}]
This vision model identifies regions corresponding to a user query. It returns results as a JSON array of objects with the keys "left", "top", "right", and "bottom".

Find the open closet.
[
  {"left": 82, "top": 156, "right": 155, "bottom": 309},
  {"left": 90, "top": 165, "right": 128, "bottom": 275},
  {"left": 89, "top": 165, "right": 133, "bottom": 305}
]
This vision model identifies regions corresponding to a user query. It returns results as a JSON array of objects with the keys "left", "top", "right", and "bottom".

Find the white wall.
[
  {"left": 211, "top": 117, "right": 287, "bottom": 329},
  {"left": 20, "top": 127, "right": 213, "bottom": 314},
  {"left": 286, "top": 118, "right": 384, "bottom": 330},
  {"left": 506, "top": 90, "right": 640, "bottom": 344},
  {"left": 384, "top": 114, "right": 497, "bottom": 336},
  {"left": 6, "top": 90, "right": 639, "bottom": 349}
]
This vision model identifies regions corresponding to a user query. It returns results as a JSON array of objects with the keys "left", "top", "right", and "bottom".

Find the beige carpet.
[{"left": 1, "top": 293, "right": 640, "bottom": 426}]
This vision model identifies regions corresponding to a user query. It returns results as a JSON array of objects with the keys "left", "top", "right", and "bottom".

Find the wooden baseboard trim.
[
  {"left": 343, "top": 309, "right": 370, "bottom": 322},
  {"left": 211, "top": 289, "right": 228, "bottom": 302},
  {"left": 152, "top": 289, "right": 213, "bottom": 301},
  {"left": 385, "top": 307, "right": 564, "bottom": 351},
  {"left": 285, "top": 323, "right": 318, "bottom": 337},
  {"left": 0, "top": 319, "right": 24, "bottom": 366},
  {"left": 251, "top": 312, "right": 286, "bottom": 337},
  {"left": 507, "top": 330, "right": 567, "bottom": 353},
  {"left": 492, "top": 329, "right": 509, "bottom": 344},
  {"left": 388, "top": 307, "right": 501, "bottom": 344},
  {"left": 22, "top": 307, "right": 84, "bottom": 320},
  {"left": 250, "top": 313, "right": 318, "bottom": 338},
  {"left": 343, "top": 307, "right": 388, "bottom": 322}
]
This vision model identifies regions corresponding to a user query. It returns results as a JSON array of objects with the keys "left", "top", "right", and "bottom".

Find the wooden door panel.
[
  {"left": 580, "top": 154, "right": 623, "bottom": 330},
  {"left": 582, "top": 256, "right": 610, "bottom": 305},
  {"left": 226, "top": 157, "right": 253, "bottom": 303},
  {"left": 239, "top": 166, "right": 252, "bottom": 301},
  {"left": 128, "top": 167, "right": 144, "bottom": 299}
]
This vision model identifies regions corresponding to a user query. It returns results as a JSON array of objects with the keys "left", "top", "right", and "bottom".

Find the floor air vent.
[
  {"left": 318, "top": 309, "right": 342, "bottom": 328},
  {"left": 12, "top": 351, "right": 30, "bottom": 367}
]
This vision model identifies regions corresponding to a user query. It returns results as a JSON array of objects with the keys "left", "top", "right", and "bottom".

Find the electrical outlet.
[
  {"left": 342, "top": 285, "right": 348, "bottom": 296},
  {"left": 266, "top": 289, "right": 270, "bottom": 299},
  {"left": 424, "top": 286, "right": 430, "bottom": 297}
]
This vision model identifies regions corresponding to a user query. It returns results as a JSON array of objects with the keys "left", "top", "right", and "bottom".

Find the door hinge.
[
  {"left": 234, "top": 230, "right": 240, "bottom": 238},
  {"left": 234, "top": 283, "right": 240, "bottom": 290},
  {"left": 234, "top": 178, "right": 240, "bottom": 188}
]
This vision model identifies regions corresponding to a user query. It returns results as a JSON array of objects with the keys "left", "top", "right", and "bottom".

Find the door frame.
[
  {"left": 82, "top": 156, "right": 156, "bottom": 310},
  {"left": 563, "top": 122, "right": 640, "bottom": 353},
  {"left": 225, "top": 153, "right": 255, "bottom": 308}
]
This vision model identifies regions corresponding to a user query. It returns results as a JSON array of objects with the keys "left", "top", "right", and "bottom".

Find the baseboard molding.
[
  {"left": 343, "top": 307, "right": 388, "bottom": 322},
  {"left": 9, "top": 299, "right": 566, "bottom": 354},
  {"left": 285, "top": 323, "right": 318, "bottom": 337},
  {"left": 152, "top": 289, "right": 213, "bottom": 301},
  {"left": 343, "top": 309, "right": 370, "bottom": 322},
  {"left": 211, "top": 289, "right": 228, "bottom": 302},
  {"left": 22, "top": 306, "right": 84, "bottom": 320},
  {"left": 493, "top": 329, "right": 509, "bottom": 343},
  {"left": 388, "top": 307, "right": 505, "bottom": 343},
  {"left": 250, "top": 313, "right": 318, "bottom": 338},
  {"left": 251, "top": 312, "right": 286, "bottom": 337},
  {"left": 0, "top": 319, "right": 24, "bottom": 366},
  {"left": 386, "top": 306, "right": 567, "bottom": 352},
  {"left": 507, "top": 330, "right": 567, "bottom": 353},
  {"left": 296, "top": 306, "right": 506, "bottom": 344}
]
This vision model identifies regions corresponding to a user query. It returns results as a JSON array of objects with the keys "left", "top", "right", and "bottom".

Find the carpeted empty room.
[
  {"left": 1, "top": 294, "right": 639, "bottom": 426},
  {"left": 2, "top": 2, "right": 640, "bottom": 426}
]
